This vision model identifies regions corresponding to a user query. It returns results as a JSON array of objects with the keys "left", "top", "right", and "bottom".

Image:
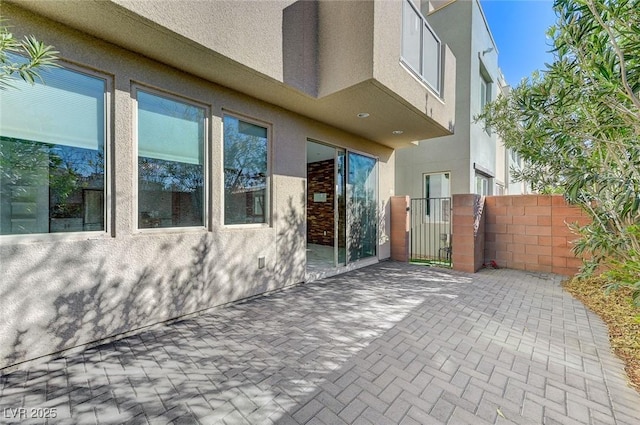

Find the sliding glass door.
[
  {"left": 306, "top": 141, "right": 378, "bottom": 271},
  {"left": 347, "top": 152, "right": 377, "bottom": 262},
  {"left": 336, "top": 149, "right": 347, "bottom": 265}
]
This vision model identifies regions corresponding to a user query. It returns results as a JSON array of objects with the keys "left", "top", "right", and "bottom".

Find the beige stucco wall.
[
  {"left": 112, "top": 0, "right": 291, "bottom": 82},
  {"left": 373, "top": 0, "right": 456, "bottom": 130},
  {"left": 317, "top": 1, "right": 374, "bottom": 97},
  {"left": 0, "top": 5, "right": 394, "bottom": 369}
]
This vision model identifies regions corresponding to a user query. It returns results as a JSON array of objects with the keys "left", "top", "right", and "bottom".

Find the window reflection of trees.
[
  {"left": 138, "top": 158, "right": 203, "bottom": 193},
  {"left": 138, "top": 157, "right": 204, "bottom": 228},
  {"left": 136, "top": 92, "right": 205, "bottom": 229},
  {"left": 347, "top": 153, "right": 377, "bottom": 262},
  {"left": 0, "top": 137, "right": 104, "bottom": 234},
  {"left": 223, "top": 117, "right": 268, "bottom": 225}
]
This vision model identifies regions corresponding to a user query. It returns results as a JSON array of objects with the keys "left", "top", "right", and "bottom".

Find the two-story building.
[
  {"left": 396, "top": 0, "right": 500, "bottom": 198},
  {"left": 0, "top": 0, "right": 455, "bottom": 368},
  {"left": 493, "top": 72, "right": 530, "bottom": 196}
]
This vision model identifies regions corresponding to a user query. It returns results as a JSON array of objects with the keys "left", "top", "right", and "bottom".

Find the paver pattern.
[{"left": 1, "top": 262, "right": 639, "bottom": 424}]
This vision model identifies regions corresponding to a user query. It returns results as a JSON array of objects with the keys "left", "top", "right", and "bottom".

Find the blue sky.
[{"left": 480, "top": 0, "right": 557, "bottom": 86}]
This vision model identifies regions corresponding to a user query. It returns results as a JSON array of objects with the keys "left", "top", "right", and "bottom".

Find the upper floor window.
[
  {"left": 402, "top": 0, "right": 441, "bottom": 93},
  {"left": 135, "top": 88, "right": 206, "bottom": 229},
  {"left": 0, "top": 57, "right": 108, "bottom": 235},
  {"left": 480, "top": 64, "right": 493, "bottom": 135},
  {"left": 479, "top": 59, "right": 493, "bottom": 111},
  {"left": 223, "top": 115, "right": 269, "bottom": 225},
  {"left": 480, "top": 73, "right": 491, "bottom": 110}
]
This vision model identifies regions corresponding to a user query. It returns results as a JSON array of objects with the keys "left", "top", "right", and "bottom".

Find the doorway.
[
  {"left": 306, "top": 141, "right": 345, "bottom": 273},
  {"left": 306, "top": 140, "right": 378, "bottom": 277}
]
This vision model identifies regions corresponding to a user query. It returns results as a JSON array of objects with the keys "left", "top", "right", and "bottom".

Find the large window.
[
  {"left": 402, "top": 0, "right": 441, "bottom": 93},
  {"left": 223, "top": 115, "right": 269, "bottom": 225},
  {"left": 136, "top": 89, "right": 206, "bottom": 229},
  {"left": 424, "top": 172, "right": 451, "bottom": 220},
  {"left": 0, "top": 59, "right": 107, "bottom": 235}
]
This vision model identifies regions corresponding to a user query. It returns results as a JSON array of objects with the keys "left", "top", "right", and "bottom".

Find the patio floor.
[{"left": 1, "top": 262, "right": 638, "bottom": 424}]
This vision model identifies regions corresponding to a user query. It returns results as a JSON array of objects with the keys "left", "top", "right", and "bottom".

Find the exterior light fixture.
[
  {"left": 482, "top": 47, "right": 494, "bottom": 56},
  {"left": 357, "top": 112, "right": 370, "bottom": 118}
]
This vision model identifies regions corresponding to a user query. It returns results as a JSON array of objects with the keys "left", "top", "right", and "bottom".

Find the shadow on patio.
[{"left": 1, "top": 263, "right": 639, "bottom": 425}]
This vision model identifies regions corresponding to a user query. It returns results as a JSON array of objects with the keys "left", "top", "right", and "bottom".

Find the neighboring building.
[
  {"left": 505, "top": 149, "right": 531, "bottom": 195},
  {"left": 494, "top": 73, "right": 530, "bottom": 196},
  {"left": 0, "top": 0, "right": 455, "bottom": 368},
  {"left": 396, "top": 0, "right": 525, "bottom": 198}
]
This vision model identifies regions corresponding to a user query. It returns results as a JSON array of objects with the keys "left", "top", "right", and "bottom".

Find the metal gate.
[{"left": 410, "top": 197, "right": 452, "bottom": 267}]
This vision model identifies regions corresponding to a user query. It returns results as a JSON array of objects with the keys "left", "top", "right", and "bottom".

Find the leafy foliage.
[
  {"left": 477, "top": 0, "right": 640, "bottom": 302},
  {"left": 605, "top": 225, "right": 640, "bottom": 307},
  {"left": 1, "top": 19, "right": 58, "bottom": 89}
]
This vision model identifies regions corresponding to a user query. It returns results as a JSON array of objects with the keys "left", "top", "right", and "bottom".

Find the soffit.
[{"left": 10, "top": 0, "right": 450, "bottom": 149}]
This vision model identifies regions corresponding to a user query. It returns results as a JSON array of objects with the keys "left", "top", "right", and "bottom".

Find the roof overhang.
[{"left": 8, "top": 0, "right": 452, "bottom": 149}]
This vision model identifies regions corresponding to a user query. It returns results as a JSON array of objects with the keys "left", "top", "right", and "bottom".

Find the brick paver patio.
[{"left": 1, "top": 262, "right": 639, "bottom": 424}]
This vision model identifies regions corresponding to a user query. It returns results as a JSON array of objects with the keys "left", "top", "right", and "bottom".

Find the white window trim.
[
  {"left": 132, "top": 83, "right": 210, "bottom": 234},
  {"left": 423, "top": 171, "right": 451, "bottom": 198},
  {"left": 475, "top": 173, "right": 492, "bottom": 196},
  {"left": 422, "top": 171, "right": 451, "bottom": 223},
  {"left": 400, "top": 0, "right": 442, "bottom": 95},
  {"left": 479, "top": 60, "right": 493, "bottom": 117},
  {"left": 221, "top": 111, "right": 272, "bottom": 229},
  {"left": 0, "top": 60, "right": 112, "bottom": 244}
]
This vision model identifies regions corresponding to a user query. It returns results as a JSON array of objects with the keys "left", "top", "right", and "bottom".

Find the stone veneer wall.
[{"left": 307, "top": 159, "right": 334, "bottom": 245}]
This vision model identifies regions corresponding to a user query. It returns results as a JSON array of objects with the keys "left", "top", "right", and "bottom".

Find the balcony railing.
[{"left": 401, "top": 0, "right": 441, "bottom": 94}]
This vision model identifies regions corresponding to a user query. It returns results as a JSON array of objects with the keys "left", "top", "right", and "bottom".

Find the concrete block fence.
[
  {"left": 483, "top": 195, "right": 590, "bottom": 275},
  {"left": 451, "top": 194, "right": 486, "bottom": 273},
  {"left": 390, "top": 194, "right": 591, "bottom": 276},
  {"left": 390, "top": 196, "right": 411, "bottom": 262}
]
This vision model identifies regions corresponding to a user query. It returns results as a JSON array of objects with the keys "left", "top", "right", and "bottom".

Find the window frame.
[
  {"left": 0, "top": 58, "right": 112, "bottom": 243},
  {"left": 479, "top": 63, "right": 493, "bottom": 135},
  {"left": 475, "top": 173, "right": 491, "bottom": 196},
  {"left": 423, "top": 171, "right": 451, "bottom": 222},
  {"left": 480, "top": 74, "right": 491, "bottom": 110},
  {"left": 345, "top": 148, "right": 380, "bottom": 263},
  {"left": 221, "top": 111, "right": 272, "bottom": 228},
  {"left": 132, "top": 83, "right": 209, "bottom": 233},
  {"left": 400, "top": 0, "right": 442, "bottom": 95},
  {"left": 479, "top": 60, "right": 493, "bottom": 110}
]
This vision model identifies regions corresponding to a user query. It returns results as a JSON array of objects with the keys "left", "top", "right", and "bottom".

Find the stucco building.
[
  {"left": 493, "top": 73, "right": 530, "bottom": 196},
  {"left": 0, "top": 0, "right": 455, "bottom": 368},
  {"left": 395, "top": 0, "right": 524, "bottom": 199}
]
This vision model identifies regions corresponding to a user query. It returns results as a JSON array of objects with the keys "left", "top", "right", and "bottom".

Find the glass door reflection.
[
  {"left": 347, "top": 152, "right": 377, "bottom": 262},
  {"left": 336, "top": 149, "right": 346, "bottom": 265}
]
